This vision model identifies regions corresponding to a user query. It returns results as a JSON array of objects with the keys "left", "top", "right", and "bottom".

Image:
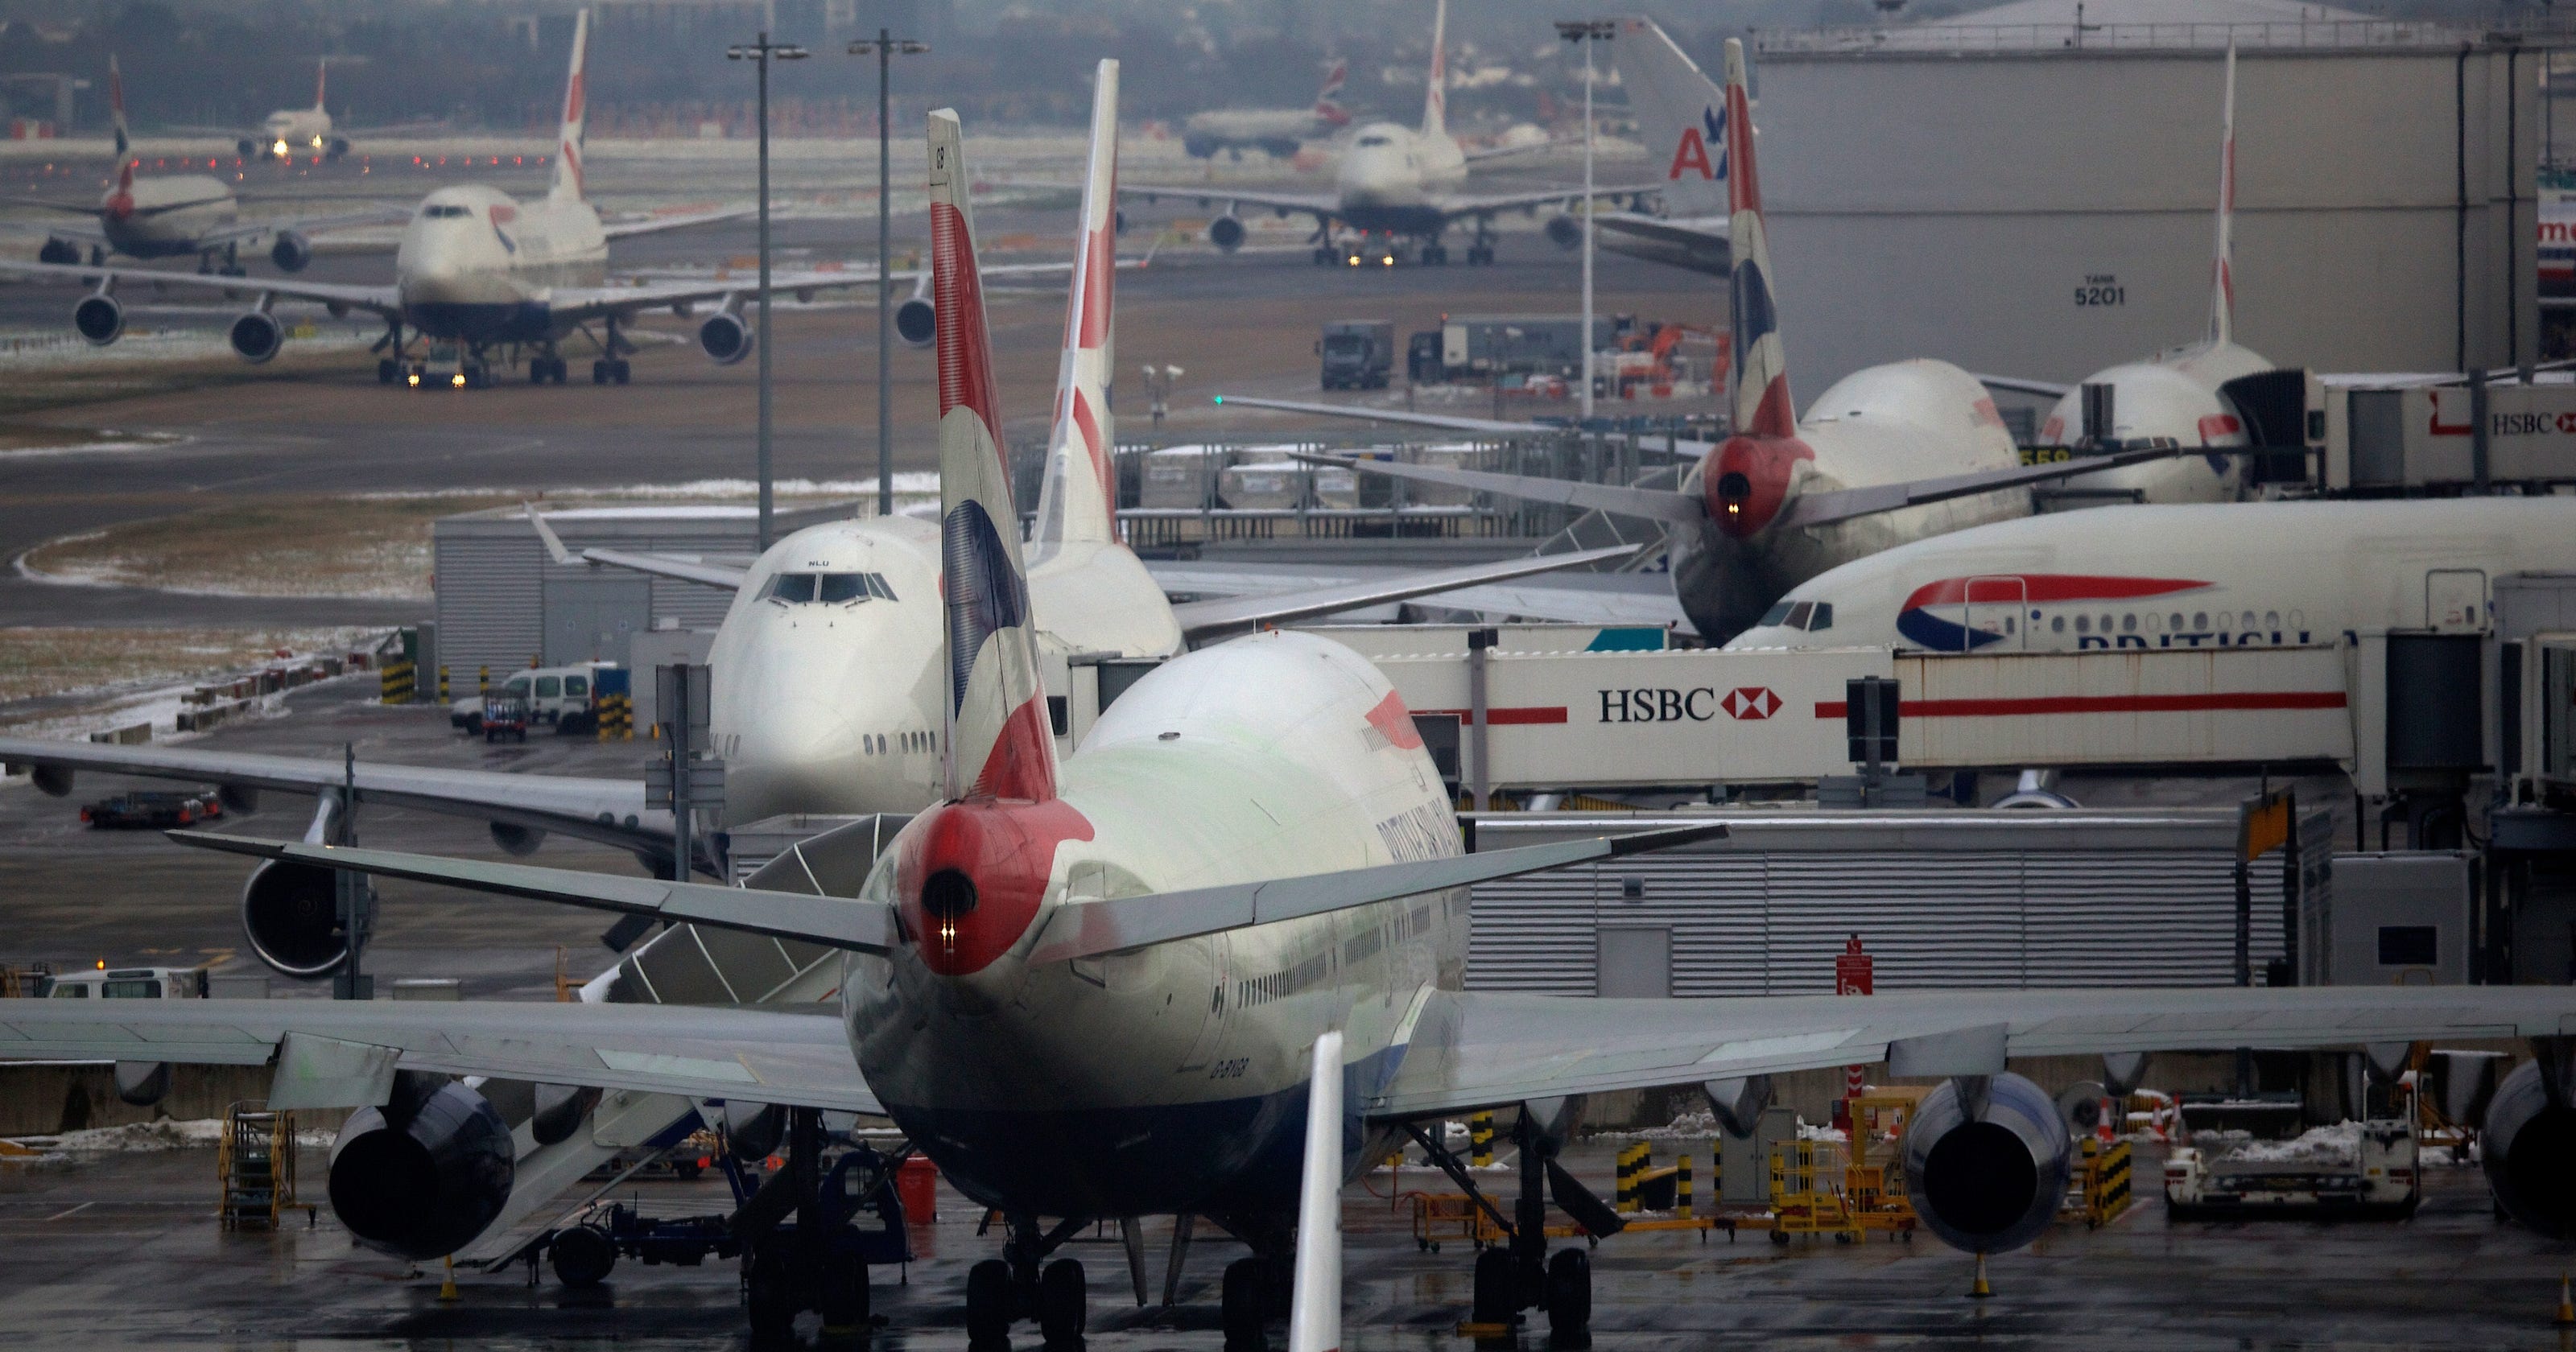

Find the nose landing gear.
[
  {"left": 967, "top": 1215, "right": 1098, "bottom": 1351},
  {"left": 1405, "top": 1106, "right": 1613, "bottom": 1346}
]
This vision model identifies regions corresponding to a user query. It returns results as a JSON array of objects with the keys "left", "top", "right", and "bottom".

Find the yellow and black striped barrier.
[
  {"left": 1677, "top": 1152, "right": 1694, "bottom": 1218},
  {"left": 595, "top": 692, "right": 634, "bottom": 741},
  {"left": 436, "top": 666, "right": 450, "bottom": 701},
  {"left": 1615, "top": 1142, "right": 1650, "bottom": 1213},
  {"left": 477, "top": 665, "right": 490, "bottom": 695},
  {"left": 379, "top": 659, "right": 415, "bottom": 705},
  {"left": 1469, "top": 1111, "right": 1495, "bottom": 1169}
]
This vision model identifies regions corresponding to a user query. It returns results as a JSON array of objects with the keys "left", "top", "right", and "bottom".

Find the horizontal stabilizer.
[
  {"left": 1026, "top": 822, "right": 1726, "bottom": 964},
  {"left": 1170, "top": 543, "right": 1641, "bottom": 637},
  {"left": 1777, "top": 444, "right": 2201, "bottom": 530},
  {"left": 1971, "top": 373, "right": 2074, "bottom": 399},
  {"left": 1212, "top": 394, "right": 1532, "bottom": 436},
  {"left": 1296, "top": 451, "right": 1708, "bottom": 526},
  {"left": 170, "top": 832, "right": 900, "bottom": 952}
]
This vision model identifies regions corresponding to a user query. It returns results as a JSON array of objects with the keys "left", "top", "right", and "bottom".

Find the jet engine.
[
  {"left": 240, "top": 857, "right": 357, "bottom": 978},
  {"left": 697, "top": 310, "right": 753, "bottom": 365},
  {"left": 1899, "top": 1073, "right": 2072, "bottom": 1254},
  {"left": 328, "top": 137, "right": 351, "bottom": 159},
  {"left": 328, "top": 1074, "right": 515, "bottom": 1260},
  {"left": 2482, "top": 1059, "right": 2576, "bottom": 1237},
  {"left": 73, "top": 295, "right": 124, "bottom": 346},
  {"left": 894, "top": 295, "right": 936, "bottom": 348},
  {"left": 1546, "top": 215, "right": 1582, "bottom": 250},
  {"left": 270, "top": 231, "right": 313, "bottom": 272},
  {"left": 489, "top": 821, "right": 547, "bottom": 856},
  {"left": 229, "top": 311, "right": 285, "bottom": 364},
  {"left": 39, "top": 237, "right": 79, "bottom": 265},
  {"left": 1207, "top": 213, "right": 1247, "bottom": 253},
  {"left": 236, "top": 137, "right": 258, "bottom": 157}
]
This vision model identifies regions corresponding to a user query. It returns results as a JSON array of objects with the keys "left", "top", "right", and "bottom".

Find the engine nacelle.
[
  {"left": 697, "top": 311, "right": 753, "bottom": 365},
  {"left": 236, "top": 138, "right": 258, "bottom": 157},
  {"left": 530, "top": 1082, "right": 598, "bottom": 1147},
  {"left": 73, "top": 295, "right": 124, "bottom": 347},
  {"left": 240, "top": 857, "right": 356, "bottom": 978},
  {"left": 270, "top": 231, "right": 313, "bottom": 272},
  {"left": 328, "top": 137, "right": 351, "bottom": 158},
  {"left": 229, "top": 311, "right": 284, "bottom": 364},
  {"left": 1546, "top": 215, "right": 1583, "bottom": 250},
  {"left": 1900, "top": 1072, "right": 2071, "bottom": 1255},
  {"left": 114, "top": 1060, "right": 171, "bottom": 1107},
  {"left": 217, "top": 783, "right": 260, "bottom": 815},
  {"left": 328, "top": 1076, "right": 515, "bottom": 1259},
  {"left": 894, "top": 296, "right": 936, "bottom": 348},
  {"left": 489, "top": 821, "right": 547, "bottom": 856},
  {"left": 2482, "top": 1060, "right": 2576, "bottom": 1236},
  {"left": 1207, "top": 214, "right": 1247, "bottom": 253}
]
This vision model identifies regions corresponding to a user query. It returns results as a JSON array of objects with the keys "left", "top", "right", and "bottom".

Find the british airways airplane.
[{"left": 1724, "top": 497, "right": 2576, "bottom": 654}]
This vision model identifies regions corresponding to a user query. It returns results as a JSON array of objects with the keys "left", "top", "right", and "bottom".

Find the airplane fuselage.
[
  {"left": 844, "top": 630, "right": 1460, "bottom": 1218},
  {"left": 263, "top": 106, "right": 335, "bottom": 156},
  {"left": 1333, "top": 122, "right": 1467, "bottom": 237},
  {"left": 2037, "top": 338, "right": 2266, "bottom": 505},
  {"left": 1725, "top": 497, "right": 2576, "bottom": 653},
  {"left": 97, "top": 175, "right": 236, "bottom": 257},
  {"left": 393, "top": 184, "right": 608, "bottom": 343}
]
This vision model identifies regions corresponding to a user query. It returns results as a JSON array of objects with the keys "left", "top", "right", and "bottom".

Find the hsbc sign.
[{"left": 1598, "top": 686, "right": 1781, "bottom": 723}]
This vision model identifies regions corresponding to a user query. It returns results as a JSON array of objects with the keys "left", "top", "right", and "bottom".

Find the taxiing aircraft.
[
  {"left": 1232, "top": 39, "right": 2191, "bottom": 641},
  {"left": 1183, "top": 60, "right": 1351, "bottom": 160},
  {"left": 1723, "top": 496, "right": 2576, "bottom": 653},
  {"left": 1122, "top": 0, "right": 1657, "bottom": 266},
  {"left": 16, "top": 99, "right": 2576, "bottom": 1349},
  {"left": 16, "top": 56, "right": 397, "bottom": 274}
]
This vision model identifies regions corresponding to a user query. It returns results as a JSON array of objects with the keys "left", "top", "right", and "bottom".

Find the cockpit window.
[
  {"left": 767, "top": 572, "right": 895, "bottom": 605},
  {"left": 421, "top": 204, "right": 472, "bottom": 219},
  {"left": 1356, "top": 134, "right": 1391, "bottom": 146},
  {"left": 1806, "top": 602, "right": 1833, "bottom": 632},
  {"left": 1783, "top": 602, "right": 1813, "bottom": 630},
  {"left": 1757, "top": 600, "right": 1794, "bottom": 627}
]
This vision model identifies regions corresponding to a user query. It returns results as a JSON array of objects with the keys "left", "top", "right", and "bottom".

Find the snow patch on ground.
[
  {"left": 2195, "top": 1121, "right": 2367, "bottom": 1162},
  {"left": 6, "top": 1118, "right": 337, "bottom": 1156}
]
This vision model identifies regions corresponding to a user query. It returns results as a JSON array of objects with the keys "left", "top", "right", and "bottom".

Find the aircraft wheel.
[
  {"left": 1471, "top": 1246, "right": 1516, "bottom": 1325},
  {"left": 1424, "top": 244, "right": 1448, "bottom": 266},
  {"left": 745, "top": 1239, "right": 798, "bottom": 1346},
  {"left": 529, "top": 362, "right": 547, "bottom": 386},
  {"left": 818, "top": 1245, "right": 871, "bottom": 1333},
  {"left": 1545, "top": 1247, "right": 1591, "bottom": 1345},
  {"left": 1312, "top": 247, "right": 1332, "bottom": 266},
  {"left": 1038, "top": 1258, "right": 1087, "bottom": 1346},
  {"left": 966, "top": 1257, "right": 1015, "bottom": 1348},
  {"left": 377, "top": 358, "right": 397, "bottom": 385},
  {"left": 592, "top": 360, "right": 609, "bottom": 385},
  {"left": 551, "top": 1224, "right": 617, "bottom": 1288},
  {"left": 1220, "top": 1257, "right": 1266, "bottom": 1352},
  {"left": 612, "top": 358, "right": 632, "bottom": 385}
]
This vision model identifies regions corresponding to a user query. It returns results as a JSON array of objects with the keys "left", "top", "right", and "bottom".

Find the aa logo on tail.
[{"left": 1670, "top": 105, "right": 1727, "bottom": 182}]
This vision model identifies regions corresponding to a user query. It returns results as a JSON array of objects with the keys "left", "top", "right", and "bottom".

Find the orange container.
[{"left": 895, "top": 1155, "right": 939, "bottom": 1223}]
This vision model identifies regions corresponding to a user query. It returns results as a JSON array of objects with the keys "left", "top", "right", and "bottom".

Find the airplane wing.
[
  {"left": 196, "top": 205, "right": 413, "bottom": 247},
  {"left": 1592, "top": 211, "right": 1731, "bottom": 272},
  {"left": 0, "top": 997, "right": 877, "bottom": 1114},
  {"left": 1430, "top": 181, "right": 1670, "bottom": 220},
  {"left": 0, "top": 258, "right": 402, "bottom": 319},
  {"left": 1295, "top": 451, "right": 1711, "bottom": 526},
  {"left": 1460, "top": 138, "right": 1576, "bottom": 164},
  {"left": 1120, "top": 183, "right": 1344, "bottom": 221},
  {"left": 528, "top": 505, "right": 749, "bottom": 590},
  {"left": 1374, "top": 984, "right": 2576, "bottom": 1118},
  {"left": 1168, "top": 544, "right": 1643, "bottom": 637},
  {"left": 1213, "top": 394, "right": 1534, "bottom": 436},
  {"left": 539, "top": 258, "right": 1096, "bottom": 328},
  {"left": 1147, "top": 559, "right": 1686, "bottom": 628},
  {"left": 0, "top": 739, "right": 663, "bottom": 856},
  {"left": 601, "top": 204, "right": 755, "bottom": 241},
  {"left": 0, "top": 196, "right": 111, "bottom": 217},
  {"left": 1973, "top": 373, "right": 2076, "bottom": 399},
  {"left": 1776, "top": 445, "right": 2202, "bottom": 530}
]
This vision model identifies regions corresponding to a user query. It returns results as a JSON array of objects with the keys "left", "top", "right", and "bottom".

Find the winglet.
[
  {"left": 524, "top": 503, "right": 576, "bottom": 565},
  {"left": 550, "top": 8, "right": 592, "bottom": 203},
  {"left": 2207, "top": 45, "right": 2237, "bottom": 348},
  {"left": 1286, "top": 1028, "right": 1344, "bottom": 1352},
  {"left": 930, "top": 107, "right": 1059, "bottom": 804},
  {"left": 1722, "top": 38, "right": 1794, "bottom": 439},
  {"left": 1032, "top": 59, "right": 1123, "bottom": 550}
]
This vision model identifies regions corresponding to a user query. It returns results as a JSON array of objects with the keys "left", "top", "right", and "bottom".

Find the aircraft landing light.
[
  {"left": 451, "top": 372, "right": 466, "bottom": 388},
  {"left": 407, "top": 372, "right": 420, "bottom": 386}
]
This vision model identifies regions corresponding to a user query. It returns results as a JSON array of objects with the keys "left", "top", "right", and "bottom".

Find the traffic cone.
[
  {"left": 440, "top": 1255, "right": 460, "bottom": 1303},
  {"left": 2556, "top": 1272, "right": 2573, "bottom": 1325},
  {"left": 1967, "top": 1251, "right": 1993, "bottom": 1300}
]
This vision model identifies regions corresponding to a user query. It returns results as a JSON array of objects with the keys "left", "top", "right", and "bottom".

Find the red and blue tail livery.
[{"left": 1897, "top": 575, "right": 2222, "bottom": 651}]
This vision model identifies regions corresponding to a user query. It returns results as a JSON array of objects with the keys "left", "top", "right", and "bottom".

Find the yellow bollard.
[
  {"left": 436, "top": 666, "right": 449, "bottom": 701},
  {"left": 2557, "top": 1272, "right": 2574, "bottom": 1325},
  {"left": 1968, "top": 1251, "right": 1992, "bottom": 1300},
  {"left": 439, "top": 1254, "right": 459, "bottom": 1302},
  {"left": 1470, "top": 1111, "right": 1495, "bottom": 1169},
  {"left": 1678, "top": 1152, "right": 1693, "bottom": 1219},
  {"left": 478, "top": 665, "right": 489, "bottom": 695}
]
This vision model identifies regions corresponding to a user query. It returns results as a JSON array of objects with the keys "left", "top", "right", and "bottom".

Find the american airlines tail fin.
[
  {"left": 1315, "top": 58, "right": 1351, "bottom": 127},
  {"left": 1421, "top": 0, "right": 1448, "bottom": 141},
  {"left": 549, "top": 9, "right": 592, "bottom": 204},
  {"left": 109, "top": 55, "right": 129, "bottom": 160},
  {"left": 1721, "top": 39, "right": 1794, "bottom": 439},
  {"left": 1033, "top": 59, "right": 1122, "bottom": 550},
  {"left": 2206, "top": 46, "right": 2237, "bottom": 348},
  {"left": 1617, "top": 17, "right": 1725, "bottom": 221},
  {"left": 930, "top": 108, "right": 1059, "bottom": 804}
]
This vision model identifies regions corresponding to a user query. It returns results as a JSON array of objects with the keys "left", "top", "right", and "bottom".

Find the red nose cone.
[
  {"left": 896, "top": 798, "right": 1095, "bottom": 976},
  {"left": 1704, "top": 435, "right": 1814, "bottom": 539}
]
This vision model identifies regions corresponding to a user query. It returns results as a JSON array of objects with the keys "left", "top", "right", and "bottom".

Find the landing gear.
[
  {"left": 1220, "top": 1256, "right": 1281, "bottom": 1352},
  {"left": 378, "top": 357, "right": 398, "bottom": 385},
  {"left": 38, "top": 237, "right": 76, "bottom": 266},
  {"left": 1311, "top": 245, "right": 1335, "bottom": 266},
  {"left": 1545, "top": 1248, "right": 1592, "bottom": 1346},
  {"left": 591, "top": 357, "right": 630, "bottom": 385},
  {"left": 1038, "top": 1258, "right": 1088, "bottom": 1346},
  {"left": 529, "top": 355, "right": 569, "bottom": 385},
  {"left": 1465, "top": 221, "right": 1497, "bottom": 266},
  {"left": 1471, "top": 1247, "right": 1517, "bottom": 1324},
  {"left": 1404, "top": 1107, "right": 1609, "bottom": 1345},
  {"left": 218, "top": 241, "right": 245, "bottom": 278},
  {"left": 1422, "top": 241, "right": 1450, "bottom": 266},
  {"left": 726, "top": 1109, "right": 907, "bottom": 1346},
  {"left": 970, "top": 1214, "right": 1101, "bottom": 1348},
  {"left": 966, "top": 1258, "right": 1015, "bottom": 1349}
]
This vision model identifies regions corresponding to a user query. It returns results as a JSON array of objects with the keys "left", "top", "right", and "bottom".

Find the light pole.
[
  {"left": 850, "top": 31, "right": 931, "bottom": 518},
  {"left": 729, "top": 32, "right": 808, "bottom": 553},
  {"left": 1556, "top": 19, "right": 1613, "bottom": 424}
]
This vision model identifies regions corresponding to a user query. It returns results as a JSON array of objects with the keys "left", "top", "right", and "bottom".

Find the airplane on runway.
[
  {"left": 1182, "top": 60, "right": 1352, "bottom": 160},
  {"left": 1120, "top": 0, "right": 1659, "bottom": 266},
  {"left": 0, "top": 10, "right": 914, "bottom": 388},
  {"left": 1722, "top": 495, "right": 2576, "bottom": 653},
  {"left": 14, "top": 97, "right": 2576, "bottom": 1346},
  {"left": 14, "top": 56, "right": 398, "bottom": 274},
  {"left": 1226, "top": 39, "right": 2197, "bottom": 642}
]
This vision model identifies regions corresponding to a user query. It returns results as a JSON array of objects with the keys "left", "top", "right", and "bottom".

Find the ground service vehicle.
[
  {"left": 452, "top": 663, "right": 612, "bottom": 735},
  {"left": 80, "top": 789, "right": 223, "bottom": 829},
  {"left": 1319, "top": 319, "right": 1396, "bottom": 390}
]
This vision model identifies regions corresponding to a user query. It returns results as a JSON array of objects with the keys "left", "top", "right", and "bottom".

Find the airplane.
[
  {"left": 1182, "top": 59, "right": 1351, "bottom": 160},
  {"left": 0, "top": 11, "right": 982, "bottom": 387},
  {"left": 1119, "top": 0, "right": 1661, "bottom": 266},
  {"left": 159, "top": 56, "right": 440, "bottom": 160},
  {"left": 14, "top": 97, "right": 2576, "bottom": 1349},
  {"left": 1971, "top": 47, "right": 2258, "bottom": 509},
  {"left": 1585, "top": 16, "right": 1731, "bottom": 277},
  {"left": 16, "top": 56, "right": 398, "bottom": 274},
  {"left": 1226, "top": 39, "right": 2194, "bottom": 642},
  {"left": 1721, "top": 495, "right": 2576, "bottom": 653}
]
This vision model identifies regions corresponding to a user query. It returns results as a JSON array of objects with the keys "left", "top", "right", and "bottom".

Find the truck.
[
  {"left": 1318, "top": 319, "right": 1394, "bottom": 390},
  {"left": 2163, "top": 1117, "right": 2420, "bottom": 1218},
  {"left": 450, "top": 662, "right": 616, "bottom": 736},
  {"left": 1434, "top": 314, "right": 1620, "bottom": 383}
]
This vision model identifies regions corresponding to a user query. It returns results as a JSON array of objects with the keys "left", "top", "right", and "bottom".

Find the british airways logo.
[
  {"left": 1897, "top": 575, "right": 2215, "bottom": 652},
  {"left": 1670, "top": 105, "right": 1725, "bottom": 182}
]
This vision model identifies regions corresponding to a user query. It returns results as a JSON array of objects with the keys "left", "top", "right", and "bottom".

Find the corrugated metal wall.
[
  {"left": 1469, "top": 815, "right": 2295, "bottom": 995},
  {"left": 434, "top": 532, "right": 546, "bottom": 675}
]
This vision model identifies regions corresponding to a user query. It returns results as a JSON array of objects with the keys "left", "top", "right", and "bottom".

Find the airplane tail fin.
[
  {"left": 1315, "top": 58, "right": 1351, "bottom": 127},
  {"left": 2207, "top": 45, "right": 2236, "bottom": 348},
  {"left": 1617, "top": 17, "right": 1725, "bottom": 221},
  {"left": 1722, "top": 38, "right": 1794, "bottom": 439},
  {"left": 1033, "top": 60, "right": 1122, "bottom": 550},
  {"left": 549, "top": 8, "right": 592, "bottom": 204},
  {"left": 930, "top": 107, "right": 1059, "bottom": 804},
  {"left": 109, "top": 54, "right": 128, "bottom": 161},
  {"left": 315, "top": 57, "right": 328, "bottom": 113},
  {"left": 1421, "top": 0, "right": 1447, "bottom": 141}
]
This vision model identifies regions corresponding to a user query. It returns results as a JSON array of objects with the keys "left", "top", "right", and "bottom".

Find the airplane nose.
[{"left": 1704, "top": 434, "right": 1814, "bottom": 540}]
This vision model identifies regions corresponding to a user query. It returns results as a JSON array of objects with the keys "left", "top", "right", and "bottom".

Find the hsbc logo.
[{"left": 1722, "top": 687, "right": 1780, "bottom": 719}]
